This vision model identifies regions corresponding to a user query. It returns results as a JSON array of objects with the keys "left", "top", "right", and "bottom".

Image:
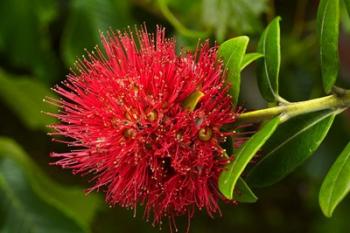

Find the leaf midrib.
[
  {"left": 319, "top": 0, "right": 330, "bottom": 69},
  {"left": 256, "top": 112, "right": 333, "bottom": 165},
  {"left": 261, "top": 30, "right": 276, "bottom": 99}
]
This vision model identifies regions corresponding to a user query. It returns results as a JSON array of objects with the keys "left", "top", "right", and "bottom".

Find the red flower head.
[{"left": 47, "top": 26, "right": 238, "bottom": 230}]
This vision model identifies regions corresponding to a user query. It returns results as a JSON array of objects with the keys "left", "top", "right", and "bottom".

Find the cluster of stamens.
[{"left": 47, "top": 26, "right": 238, "bottom": 230}]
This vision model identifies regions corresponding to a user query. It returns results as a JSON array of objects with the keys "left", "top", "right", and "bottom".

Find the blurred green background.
[{"left": 1, "top": 0, "right": 350, "bottom": 232}]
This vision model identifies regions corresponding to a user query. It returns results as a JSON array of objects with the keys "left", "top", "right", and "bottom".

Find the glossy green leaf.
[
  {"left": 257, "top": 17, "right": 281, "bottom": 102},
  {"left": 62, "top": 0, "right": 134, "bottom": 65},
  {"left": 317, "top": 0, "right": 340, "bottom": 93},
  {"left": 0, "top": 159, "right": 85, "bottom": 233},
  {"left": 240, "top": 52, "right": 264, "bottom": 71},
  {"left": 218, "top": 117, "right": 280, "bottom": 199},
  {"left": 247, "top": 111, "right": 336, "bottom": 187},
  {"left": 233, "top": 177, "right": 258, "bottom": 203},
  {"left": 319, "top": 142, "right": 350, "bottom": 217},
  {"left": 0, "top": 137, "right": 101, "bottom": 231},
  {"left": 219, "top": 36, "right": 249, "bottom": 104},
  {"left": 0, "top": 71, "right": 57, "bottom": 130}
]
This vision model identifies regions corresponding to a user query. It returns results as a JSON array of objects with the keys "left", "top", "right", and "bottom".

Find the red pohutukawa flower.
[{"left": 47, "top": 26, "right": 239, "bottom": 230}]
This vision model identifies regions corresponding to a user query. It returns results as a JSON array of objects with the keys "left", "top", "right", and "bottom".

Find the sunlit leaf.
[
  {"left": 319, "top": 142, "right": 350, "bottom": 217},
  {"left": 0, "top": 137, "right": 102, "bottom": 231},
  {"left": 218, "top": 117, "right": 280, "bottom": 199},
  {"left": 317, "top": 0, "right": 340, "bottom": 93},
  {"left": 247, "top": 111, "right": 336, "bottom": 187},
  {"left": 257, "top": 17, "right": 281, "bottom": 102},
  {"left": 0, "top": 71, "right": 57, "bottom": 130},
  {"left": 219, "top": 36, "right": 249, "bottom": 104}
]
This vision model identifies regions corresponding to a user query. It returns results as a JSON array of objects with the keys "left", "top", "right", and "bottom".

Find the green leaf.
[
  {"left": 219, "top": 36, "right": 249, "bottom": 104},
  {"left": 0, "top": 137, "right": 102, "bottom": 231},
  {"left": 202, "top": 0, "right": 268, "bottom": 41},
  {"left": 218, "top": 117, "right": 280, "bottom": 199},
  {"left": 233, "top": 178, "right": 258, "bottom": 203},
  {"left": 319, "top": 142, "right": 350, "bottom": 217},
  {"left": 240, "top": 52, "right": 264, "bottom": 71},
  {"left": 158, "top": 0, "right": 207, "bottom": 38},
  {"left": 0, "top": 0, "right": 59, "bottom": 84},
  {"left": 0, "top": 71, "right": 57, "bottom": 130},
  {"left": 247, "top": 111, "right": 336, "bottom": 187},
  {"left": 61, "top": 0, "right": 134, "bottom": 66},
  {"left": 317, "top": 0, "right": 340, "bottom": 93},
  {"left": 257, "top": 17, "right": 281, "bottom": 102},
  {"left": 0, "top": 159, "right": 86, "bottom": 233}
]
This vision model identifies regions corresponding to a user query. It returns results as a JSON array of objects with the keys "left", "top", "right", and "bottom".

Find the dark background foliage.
[{"left": 0, "top": 0, "right": 350, "bottom": 233}]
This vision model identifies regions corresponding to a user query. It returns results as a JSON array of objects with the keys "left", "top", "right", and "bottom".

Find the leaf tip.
[
  {"left": 320, "top": 203, "right": 334, "bottom": 218},
  {"left": 218, "top": 178, "right": 233, "bottom": 200}
]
